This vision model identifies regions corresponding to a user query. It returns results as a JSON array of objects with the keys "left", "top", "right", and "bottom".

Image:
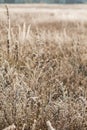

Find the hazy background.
[{"left": 0, "top": 0, "right": 87, "bottom": 4}]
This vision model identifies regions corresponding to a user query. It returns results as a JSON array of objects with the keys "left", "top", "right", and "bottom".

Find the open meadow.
[{"left": 0, "top": 4, "right": 87, "bottom": 130}]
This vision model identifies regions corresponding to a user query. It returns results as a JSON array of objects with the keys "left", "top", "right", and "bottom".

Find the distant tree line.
[{"left": 0, "top": 0, "right": 87, "bottom": 3}]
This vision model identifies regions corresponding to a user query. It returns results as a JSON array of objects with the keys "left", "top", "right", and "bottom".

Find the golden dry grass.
[{"left": 0, "top": 4, "right": 87, "bottom": 130}]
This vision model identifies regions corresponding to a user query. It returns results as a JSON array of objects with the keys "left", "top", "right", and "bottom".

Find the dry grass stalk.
[
  {"left": 18, "top": 23, "right": 31, "bottom": 43},
  {"left": 22, "top": 123, "right": 26, "bottom": 130},
  {"left": 14, "top": 41, "right": 19, "bottom": 63},
  {"left": 5, "top": 5, "right": 11, "bottom": 58},
  {"left": 32, "top": 120, "right": 37, "bottom": 130},
  {"left": 2, "top": 124, "right": 16, "bottom": 130},
  {"left": 46, "top": 121, "right": 55, "bottom": 130}
]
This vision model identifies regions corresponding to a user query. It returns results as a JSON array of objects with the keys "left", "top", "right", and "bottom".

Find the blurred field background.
[{"left": 0, "top": 4, "right": 87, "bottom": 130}]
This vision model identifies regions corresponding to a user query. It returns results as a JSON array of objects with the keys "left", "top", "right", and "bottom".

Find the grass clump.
[{"left": 0, "top": 5, "right": 87, "bottom": 130}]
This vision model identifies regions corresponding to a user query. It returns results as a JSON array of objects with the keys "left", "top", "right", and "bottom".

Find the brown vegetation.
[{"left": 0, "top": 4, "right": 87, "bottom": 130}]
